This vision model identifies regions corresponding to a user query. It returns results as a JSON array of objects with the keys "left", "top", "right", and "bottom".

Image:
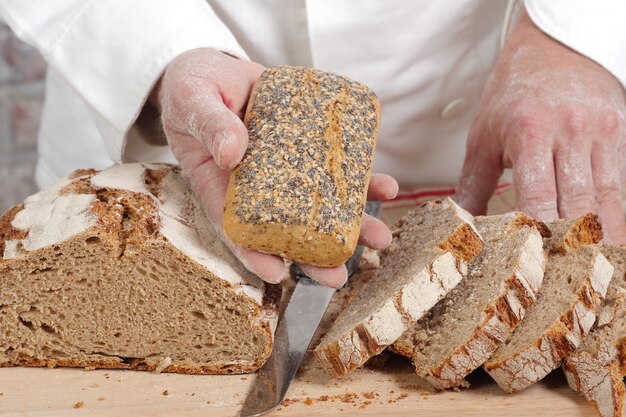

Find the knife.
[{"left": 238, "top": 201, "right": 380, "bottom": 417}]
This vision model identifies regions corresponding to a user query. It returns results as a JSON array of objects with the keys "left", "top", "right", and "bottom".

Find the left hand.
[
  {"left": 456, "top": 11, "right": 626, "bottom": 244},
  {"left": 151, "top": 48, "right": 398, "bottom": 287}
]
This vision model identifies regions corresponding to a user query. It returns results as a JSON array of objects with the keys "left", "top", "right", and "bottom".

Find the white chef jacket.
[{"left": 1, "top": 0, "right": 626, "bottom": 189}]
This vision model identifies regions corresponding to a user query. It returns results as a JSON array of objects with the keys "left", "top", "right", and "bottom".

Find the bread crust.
[
  {"left": 484, "top": 253, "right": 613, "bottom": 392},
  {"left": 388, "top": 337, "right": 413, "bottom": 358},
  {"left": 563, "top": 329, "right": 626, "bottom": 417},
  {"left": 0, "top": 356, "right": 264, "bottom": 375},
  {"left": 545, "top": 213, "right": 603, "bottom": 253},
  {"left": 224, "top": 66, "right": 380, "bottom": 267},
  {"left": 563, "top": 255, "right": 626, "bottom": 417}
]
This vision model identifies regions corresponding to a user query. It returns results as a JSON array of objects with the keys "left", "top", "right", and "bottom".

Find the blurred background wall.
[{"left": 0, "top": 23, "right": 46, "bottom": 213}]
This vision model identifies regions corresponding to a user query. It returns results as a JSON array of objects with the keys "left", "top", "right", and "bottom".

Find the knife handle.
[{"left": 291, "top": 201, "right": 381, "bottom": 282}]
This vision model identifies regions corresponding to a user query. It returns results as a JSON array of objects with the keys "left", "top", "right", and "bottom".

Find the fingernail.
[
  {"left": 215, "top": 130, "right": 234, "bottom": 170},
  {"left": 381, "top": 230, "right": 393, "bottom": 247},
  {"left": 386, "top": 183, "right": 399, "bottom": 200},
  {"left": 335, "top": 270, "right": 349, "bottom": 288},
  {"left": 385, "top": 190, "right": 398, "bottom": 200},
  {"left": 264, "top": 267, "right": 288, "bottom": 284},
  {"left": 253, "top": 261, "right": 287, "bottom": 284},
  {"left": 324, "top": 267, "right": 348, "bottom": 289}
]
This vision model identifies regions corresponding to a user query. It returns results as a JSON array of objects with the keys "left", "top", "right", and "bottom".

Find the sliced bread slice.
[
  {"left": 563, "top": 246, "right": 626, "bottom": 417},
  {"left": 483, "top": 215, "right": 613, "bottom": 392},
  {"left": 389, "top": 212, "right": 547, "bottom": 389},
  {"left": 543, "top": 214, "right": 604, "bottom": 254},
  {"left": 0, "top": 163, "right": 280, "bottom": 374},
  {"left": 390, "top": 213, "right": 548, "bottom": 358},
  {"left": 313, "top": 198, "right": 483, "bottom": 377}
]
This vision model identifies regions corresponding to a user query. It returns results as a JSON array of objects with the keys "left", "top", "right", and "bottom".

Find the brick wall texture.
[{"left": 0, "top": 23, "right": 46, "bottom": 213}]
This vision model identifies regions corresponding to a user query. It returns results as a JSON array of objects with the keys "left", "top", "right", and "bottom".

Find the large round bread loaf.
[{"left": 0, "top": 163, "right": 280, "bottom": 374}]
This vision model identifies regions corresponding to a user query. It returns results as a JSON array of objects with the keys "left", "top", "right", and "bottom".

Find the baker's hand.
[
  {"left": 456, "top": 12, "right": 626, "bottom": 244},
  {"left": 151, "top": 48, "right": 398, "bottom": 287}
]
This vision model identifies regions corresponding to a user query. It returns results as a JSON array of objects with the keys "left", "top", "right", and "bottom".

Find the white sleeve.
[
  {"left": 0, "top": 0, "right": 248, "bottom": 162},
  {"left": 525, "top": 0, "right": 626, "bottom": 88}
]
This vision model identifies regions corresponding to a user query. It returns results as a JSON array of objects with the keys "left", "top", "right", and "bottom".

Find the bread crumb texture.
[
  {"left": 563, "top": 245, "right": 626, "bottom": 417},
  {"left": 484, "top": 215, "right": 613, "bottom": 393},
  {"left": 314, "top": 198, "right": 483, "bottom": 377},
  {"left": 394, "top": 212, "right": 547, "bottom": 389},
  {"left": 0, "top": 163, "right": 280, "bottom": 374}
]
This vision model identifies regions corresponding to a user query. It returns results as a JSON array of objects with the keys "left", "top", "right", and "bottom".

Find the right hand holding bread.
[{"left": 150, "top": 48, "right": 398, "bottom": 287}]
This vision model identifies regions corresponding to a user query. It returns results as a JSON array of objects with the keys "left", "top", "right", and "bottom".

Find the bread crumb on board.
[
  {"left": 338, "top": 393, "right": 359, "bottom": 403},
  {"left": 281, "top": 398, "right": 300, "bottom": 407},
  {"left": 280, "top": 392, "right": 392, "bottom": 409},
  {"left": 363, "top": 392, "right": 379, "bottom": 400},
  {"left": 73, "top": 401, "right": 84, "bottom": 409},
  {"left": 153, "top": 357, "right": 172, "bottom": 374},
  {"left": 97, "top": 397, "right": 105, "bottom": 401},
  {"left": 162, "top": 390, "right": 169, "bottom": 396},
  {"left": 387, "top": 392, "right": 410, "bottom": 404}
]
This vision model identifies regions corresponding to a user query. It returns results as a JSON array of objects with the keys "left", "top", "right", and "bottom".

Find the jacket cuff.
[{"left": 525, "top": 0, "right": 626, "bottom": 89}]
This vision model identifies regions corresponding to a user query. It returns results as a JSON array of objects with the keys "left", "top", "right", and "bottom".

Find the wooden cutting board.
[
  {"left": 0, "top": 250, "right": 596, "bottom": 417},
  {"left": 0, "top": 356, "right": 595, "bottom": 417}
]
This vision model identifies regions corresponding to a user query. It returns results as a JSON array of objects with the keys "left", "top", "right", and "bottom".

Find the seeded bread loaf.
[
  {"left": 389, "top": 213, "right": 548, "bottom": 389},
  {"left": 223, "top": 66, "right": 380, "bottom": 267},
  {"left": 0, "top": 163, "right": 280, "bottom": 374},
  {"left": 563, "top": 246, "right": 626, "bottom": 417},
  {"left": 314, "top": 198, "right": 483, "bottom": 377},
  {"left": 484, "top": 214, "right": 613, "bottom": 392}
]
